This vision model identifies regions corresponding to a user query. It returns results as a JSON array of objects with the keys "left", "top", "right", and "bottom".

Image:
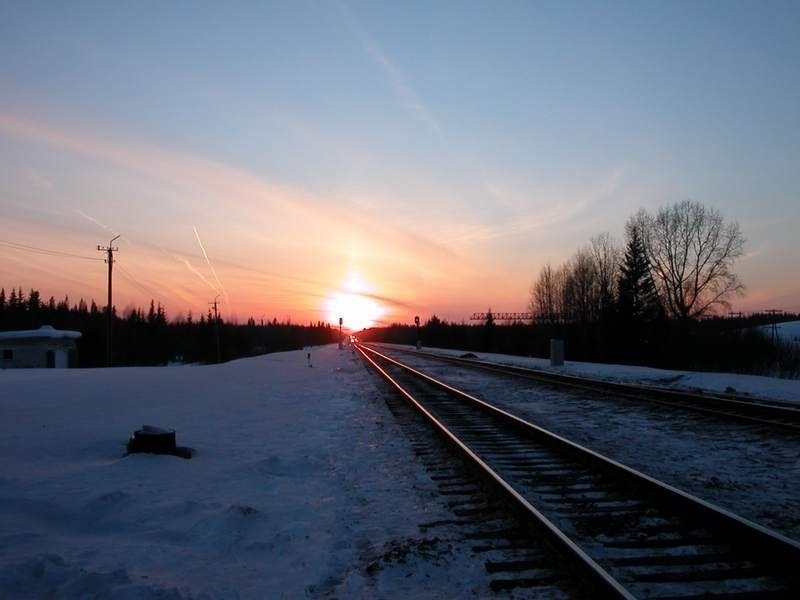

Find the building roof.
[{"left": 0, "top": 325, "right": 82, "bottom": 341}]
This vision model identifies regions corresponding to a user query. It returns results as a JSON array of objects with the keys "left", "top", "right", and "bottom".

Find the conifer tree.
[
  {"left": 28, "top": 289, "right": 41, "bottom": 312},
  {"left": 617, "top": 222, "right": 662, "bottom": 326}
]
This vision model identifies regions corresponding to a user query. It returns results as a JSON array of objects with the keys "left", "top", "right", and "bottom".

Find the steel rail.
[
  {"left": 357, "top": 343, "right": 800, "bottom": 598},
  {"left": 370, "top": 344, "right": 800, "bottom": 432},
  {"left": 354, "top": 343, "right": 634, "bottom": 598}
]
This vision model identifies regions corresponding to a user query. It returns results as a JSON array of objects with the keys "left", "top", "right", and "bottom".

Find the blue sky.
[{"left": 1, "top": 1, "right": 799, "bottom": 322}]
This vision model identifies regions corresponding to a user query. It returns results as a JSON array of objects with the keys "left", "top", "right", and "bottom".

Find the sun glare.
[{"left": 324, "top": 271, "right": 385, "bottom": 331}]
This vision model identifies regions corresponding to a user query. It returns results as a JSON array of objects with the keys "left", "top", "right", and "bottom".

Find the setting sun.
[{"left": 324, "top": 271, "right": 385, "bottom": 331}]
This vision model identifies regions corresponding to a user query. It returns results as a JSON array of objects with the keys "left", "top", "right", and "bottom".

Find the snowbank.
[
  {"left": 0, "top": 325, "right": 81, "bottom": 340},
  {"left": 0, "top": 346, "right": 487, "bottom": 598},
  {"left": 384, "top": 344, "right": 800, "bottom": 405},
  {"left": 757, "top": 320, "right": 800, "bottom": 345}
]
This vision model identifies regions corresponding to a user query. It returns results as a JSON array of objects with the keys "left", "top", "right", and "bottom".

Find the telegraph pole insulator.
[{"left": 97, "top": 234, "right": 120, "bottom": 366}]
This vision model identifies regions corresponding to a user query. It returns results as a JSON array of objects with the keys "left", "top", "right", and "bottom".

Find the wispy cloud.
[
  {"left": 742, "top": 244, "right": 766, "bottom": 261},
  {"left": 25, "top": 166, "right": 53, "bottom": 191},
  {"left": 0, "top": 110, "right": 481, "bottom": 320},
  {"left": 337, "top": 3, "right": 445, "bottom": 143},
  {"left": 440, "top": 168, "right": 627, "bottom": 247},
  {"left": 0, "top": 111, "right": 461, "bottom": 261}
]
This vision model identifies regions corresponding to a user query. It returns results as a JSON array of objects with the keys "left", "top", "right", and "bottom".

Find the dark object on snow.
[
  {"left": 550, "top": 338, "right": 565, "bottom": 366},
  {"left": 127, "top": 425, "right": 193, "bottom": 459},
  {"left": 460, "top": 353, "right": 478, "bottom": 359}
]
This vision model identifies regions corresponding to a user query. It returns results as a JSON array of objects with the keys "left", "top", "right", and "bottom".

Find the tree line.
[
  {"left": 0, "top": 287, "right": 338, "bottom": 367},
  {"left": 363, "top": 200, "right": 799, "bottom": 377},
  {"left": 530, "top": 200, "right": 745, "bottom": 325}
]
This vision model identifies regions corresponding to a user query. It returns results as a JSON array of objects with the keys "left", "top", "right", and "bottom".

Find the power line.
[
  {"left": 0, "top": 238, "right": 105, "bottom": 261},
  {"left": 470, "top": 312, "right": 535, "bottom": 321},
  {"left": 116, "top": 261, "right": 161, "bottom": 300}
]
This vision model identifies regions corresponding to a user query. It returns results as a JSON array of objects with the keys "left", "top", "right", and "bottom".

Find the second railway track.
[
  {"left": 374, "top": 344, "right": 800, "bottom": 433},
  {"left": 356, "top": 343, "right": 800, "bottom": 599}
]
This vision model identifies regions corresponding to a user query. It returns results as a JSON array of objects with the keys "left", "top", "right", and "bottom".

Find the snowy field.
[
  {"left": 382, "top": 343, "right": 800, "bottom": 405},
  {"left": 2, "top": 343, "right": 799, "bottom": 598},
  {"left": 757, "top": 319, "right": 800, "bottom": 346},
  {"left": 0, "top": 346, "right": 497, "bottom": 599}
]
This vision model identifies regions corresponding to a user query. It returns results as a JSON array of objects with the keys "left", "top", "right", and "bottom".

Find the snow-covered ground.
[
  {"left": 383, "top": 344, "right": 800, "bottom": 405},
  {"left": 3, "top": 343, "right": 799, "bottom": 598},
  {"left": 757, "top": 319, "right": 800, "bottom": 346},
  {"left": 0, "top": 346, "right": 498, "bottom": 599}
]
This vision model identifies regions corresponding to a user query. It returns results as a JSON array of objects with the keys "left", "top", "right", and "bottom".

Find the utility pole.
[
  {"left": 97, "top": 234, "right": 120, "bottom": 366},
  {"left": 765, "top": 309, "right": 783, "bottom": 344},
  {"left": 209, "top": 295, "right": 221, "bottom": 363},
  {"left": 338, "top": 317, "right": 343, "bottom": 349}
]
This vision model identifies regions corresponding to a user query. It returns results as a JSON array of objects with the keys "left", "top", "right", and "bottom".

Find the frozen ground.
[
  {"left": 757, "top": 319, "right": 800, "bottom": 346},
  {"left": 0, "top": 345, "right": 498, "bottom": 599},
  {"left": 3, "top": 343, "right": 798, "bottom": 598},
  {"left": 381, "top": 343, "right": 800, "bottom": 405}
]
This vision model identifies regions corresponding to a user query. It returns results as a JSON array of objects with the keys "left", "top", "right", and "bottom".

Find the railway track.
[
  {"left": 373, "top": 377, "right": 585, "bottom": 597},
  {"left": 372, "top": 344, "right": 800, "bottom": 432},
  {"left": 356, "top": 343, "right": 800, "bottom": 599}
]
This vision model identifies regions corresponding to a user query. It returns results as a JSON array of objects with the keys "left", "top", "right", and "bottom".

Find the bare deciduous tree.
[
  {"left": 563, "top": 247, "right": 598, "bottom": 323},
  {"left": 640, "top": 200, "right": 745, "bottom": 319},
  {"left": 530, "top": 263, "right": 554, "bottom": 320},
  {"left": 532, "top": 236, "right": 619, "bottom": 324},
  {"left": 530, "top": 262, "right": 565, "bottom": 322},
  {"left": 590, "top": 232, "right": 621, "bottom": 315}
]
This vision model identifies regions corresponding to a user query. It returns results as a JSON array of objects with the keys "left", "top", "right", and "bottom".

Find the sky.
[{"left": 1, "top": 1, "right": 799, "bottom": 328}]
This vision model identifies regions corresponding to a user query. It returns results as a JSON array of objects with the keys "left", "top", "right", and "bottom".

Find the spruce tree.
[{"left": 617, "top": 224, "right": 662, "bottom": 328}]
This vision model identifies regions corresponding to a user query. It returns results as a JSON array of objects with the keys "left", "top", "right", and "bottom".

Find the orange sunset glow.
[
  {"left": 2, "top": 6, "right": 800, "bottom": 599},
  {"left": 1, "top": 2, "right": 799, "bottom": 330},
  {"left": 324, "top": 271, "right": 386, "bottom": 331}
]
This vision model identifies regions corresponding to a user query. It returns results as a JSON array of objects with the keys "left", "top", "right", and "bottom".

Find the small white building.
[{"left": 0, "top": 325, "right": 81, "bottom": 369}]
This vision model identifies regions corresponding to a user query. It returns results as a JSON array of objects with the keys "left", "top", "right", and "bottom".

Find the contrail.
[
  {"left": 73, "top": 209, "right": 219, "bottom": 296},
  {"left": 336, "top": 1, "right": 445, "bottom": 144},
  {"left": 179, "top": 256, "right": 218, "bottom": 292},
  {"left": 73, "top": 208, "right": 122, "bottom": 239},
  {"left": 193, "top": 226, "right": 229, "bottom": 304}
]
